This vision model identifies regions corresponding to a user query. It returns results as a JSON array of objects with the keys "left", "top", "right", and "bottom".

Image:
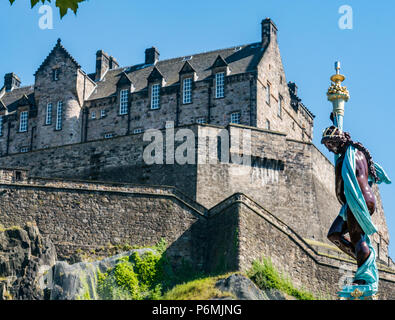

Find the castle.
[{"left": 0, "top": 19, "right": 394, "bottom": 299}]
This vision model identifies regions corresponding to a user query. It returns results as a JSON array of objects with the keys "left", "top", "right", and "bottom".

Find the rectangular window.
[
  {"left": 165, "top": 121, "right": 174, "bottom": 129},
  {"left": 100, "top": 110, "right": 106, "bottom": 118},
  {"left": 91, "top": 111, "right": 96, "bottom": 119},
  {"left": 230, "top": 112, "right": 241, "bottom": 124},
  {"left": 20, "top": 147, "right": 29, "bottom": 153},
  {"left": 0, "top": 115, "right": 3, "bottom": 136},
  {"left": 183, "top": 78, "right": 192, "bottom": 104},
  {"left": 119, "top": 89, "right": 129, "bottom": 115},
  {"left": 53, "top": 69, "right": 59, "bottom": 81},
  {"left": 104, "top": 133, "right": 113, "bottom": 139},
  {"left": 196, "top": 117, "right": 206, "bottom": 124},
  {"left": 215, "top": 72, "right": 225, "bottom": 98},
  {"left": 19, "top": 111, "right": 28, "bottom": 132},
  {"left": 266, "top": 84, "right": 271, "bottom": 105},
  {"left": 278, "top": 95, "right": 282, "bottom": 118},
  {"left": 133, "top": 128, "right": 143, "bottom": 134},
  {"left": 46, "top": 103, "right": 52, "bottom": 125},
  {"left": 56, "top": 101, "right": 63, "bottom": 130},
  {"left": 151, "top": 84, "right": 160, "bottom": 109}
]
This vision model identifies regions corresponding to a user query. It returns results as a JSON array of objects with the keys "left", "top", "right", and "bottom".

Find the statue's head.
[{"left": 321, "top": 126, "right": 351, "bottom": 154}]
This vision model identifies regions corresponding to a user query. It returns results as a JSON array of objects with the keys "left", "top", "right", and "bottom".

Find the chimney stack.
[
  {"left": 109, "top": 56, "right": 119, "bottom": 70},
  {"left": 261, "top": 18, "right": 278, "bottom": 48},
  {"left": 4, "top": 73, "right": 21, "bottom": 92},
  {"left": 145, "top": 47, "right": 160, "bottom": 65}
]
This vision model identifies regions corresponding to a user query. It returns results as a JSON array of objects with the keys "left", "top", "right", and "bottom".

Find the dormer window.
[
  {"left": 46, "top": 103, "right": 52, "bottom": 125},
  {"left": 19, "top": 111, "right": 28, "bottom": 132},
  {"left": 119, "top": 89, "right": 129, "bottom": 115},
  {"left": 182, "top": 78, "right": 192, "bottom": 104},
  {"left": 215, "top": 72, "right": 225, "bottom": 98},
  {"left": 151, "top": 84, "right": 160, "bottom": 109},
  {"left": 53, "top": 68, "right": 60, "bottom": 81}
]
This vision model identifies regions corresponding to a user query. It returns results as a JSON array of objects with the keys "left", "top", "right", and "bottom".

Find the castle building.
[
  {"left": 0, "top": 19, "right": 393, "bottom": 298},
  {"left": 0, "top": 19, "right": 314, "bottom": 155}
]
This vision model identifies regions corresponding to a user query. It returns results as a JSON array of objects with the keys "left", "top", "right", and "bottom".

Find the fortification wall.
[
  {"left": 0, "top": 178, "right": 207, "bottom": 268},
  {"left": 215, "top": 193, "right": 394, "bottom": 299},
  {"left": 0, "top": 171, "right": 393, "bottom": 299},
  {"left": 0, "top": 123, "right": 391, "bottom": 263}
]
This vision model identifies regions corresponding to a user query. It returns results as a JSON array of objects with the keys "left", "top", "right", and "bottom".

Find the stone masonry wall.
[
  {"left": 0, "top": 123, "right": 390, "bottom": 263},
  {"left": 0, "top": 180, "right": 207, "bottom": 268}
]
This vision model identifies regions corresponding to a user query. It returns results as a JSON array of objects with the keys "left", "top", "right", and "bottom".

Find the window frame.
[
  {"left": 215, "top": 72, "right": 225, "bottom": 99},
  {"left": 119, "top": 89, "right": 129, "bottom": 115},
  {"left": 19, "top": 111, "right": 28, "bottom": 133},
  {"left": 151, "top": 83, "right": 161, "bottom": 110},
  {"left": 182, "top": 77, "right": 192, "bottom": 104},
  {"left": 230, "top": 112, "right": 241, "bottom": 124},
  {"left": 53, "top": 69, "right": 59, "bottom": 81},
  {"left": 266, "top": 83, "right": 271, "bottom": 105},
  {"left": 46, "top": 103, "right": 53, "bottom": 125},
  {"left": 278, "top": 95, "right": 283, "bottom": 118},
  {"left": 55, "top": 101, "right": 63, "bottom": 131},
  {"left": 196, "top": 117, "right": 206, "bottom": 124}
]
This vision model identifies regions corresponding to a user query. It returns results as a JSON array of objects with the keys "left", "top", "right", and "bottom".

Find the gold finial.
[{"left": 327, "top": 60, "right": 350, "bottom": 101}]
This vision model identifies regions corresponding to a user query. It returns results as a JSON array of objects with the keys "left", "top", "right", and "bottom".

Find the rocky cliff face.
[{"left": 0, "top": 223, "right": 57, "bottom": 300}]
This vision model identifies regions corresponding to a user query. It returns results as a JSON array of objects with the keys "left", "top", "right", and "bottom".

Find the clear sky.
[{"left": 1, "top": 0, "right": 394, "bottom": 259}]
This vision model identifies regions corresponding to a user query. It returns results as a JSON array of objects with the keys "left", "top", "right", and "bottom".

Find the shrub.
[{"left": 247, "top": 256, "right": 316, "bottom": 300}]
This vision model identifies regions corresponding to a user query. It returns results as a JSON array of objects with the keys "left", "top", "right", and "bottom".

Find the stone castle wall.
[
  {"left": 0, "top": 174, "right": 393, "bottom": 299},
  {"left": 0, "top": 123, "right": 390, "bottom": 263}
]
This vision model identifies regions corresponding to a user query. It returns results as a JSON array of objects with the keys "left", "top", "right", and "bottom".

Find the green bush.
[{"left": 247, "top": 256, "right": 316, "bottom": 300}]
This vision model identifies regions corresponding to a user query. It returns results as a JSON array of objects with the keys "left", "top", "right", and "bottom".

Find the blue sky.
[{"left": 1, "top": 0, "right": 394, "bottom": 259}]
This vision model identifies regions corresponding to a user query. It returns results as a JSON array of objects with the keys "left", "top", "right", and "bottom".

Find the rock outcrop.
[
  {"left": 45, "top": 248, "right": 155, "bottom": 300},
  {"left": 215, "top": 273, "right": 292, "bottom": 300},
  {"left": 0, "top": 223, "right": 57, "bottom": 300}
]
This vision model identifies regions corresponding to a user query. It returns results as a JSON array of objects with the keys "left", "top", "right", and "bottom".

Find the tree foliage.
[{"left": 9, "top": 0, "right": 85, "bottom": 18}]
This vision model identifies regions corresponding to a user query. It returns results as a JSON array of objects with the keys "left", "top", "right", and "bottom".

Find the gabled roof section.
[
  {"left": 210, "top": 55, "right": 228, "bottom": 69},
  {"left": 147, "top": 67, "right": 164, "bottom": 82},
  {"left": 116, "top": 72, "right": 132, "bottom": 87},
  {"left": 34, "top": 38, "right": 81, "bottom": 76},
  {"left": 179, "top": 61, "right": 196, "bottom": 74},
  {"left": 87, "top": 42, "right": 264, "bottom": 101},
  {"left": 18, "top": 94, "right": 31, "bottom": 107},
  {"left": 0, "top": 86, "right": 35, "bottom": 114}
]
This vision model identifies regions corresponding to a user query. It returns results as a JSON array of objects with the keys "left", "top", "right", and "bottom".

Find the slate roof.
[
  {"left": 86, "top": 42, "right": 265, "bottom": 101},
  {"left": 0, "top": 86, "right": 35, "bottom": 114}
]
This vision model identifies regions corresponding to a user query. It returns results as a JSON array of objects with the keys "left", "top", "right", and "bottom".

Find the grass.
[
  {"left": 161, "top": 273, "right": 236, "bottom": 300},
  {"left": 247, "top": 256, "right": 317, "bottom": 300}
]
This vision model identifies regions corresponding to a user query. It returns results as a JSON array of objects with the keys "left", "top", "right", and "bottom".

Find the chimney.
[
  {"left": 109, "top": 56, "right": 119, "bottom": 70},
  {"left": 261, "top": 18, "right": 278, "bottom": 48},
  {"left": 95, "top": 50, "right": 110, "bottom": 81},
  {"left": 145, "top": 47, "right": 160, "bottom": 65},
  {"left": 4, "top": 73, "right": 21, "bottom": 92}
]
